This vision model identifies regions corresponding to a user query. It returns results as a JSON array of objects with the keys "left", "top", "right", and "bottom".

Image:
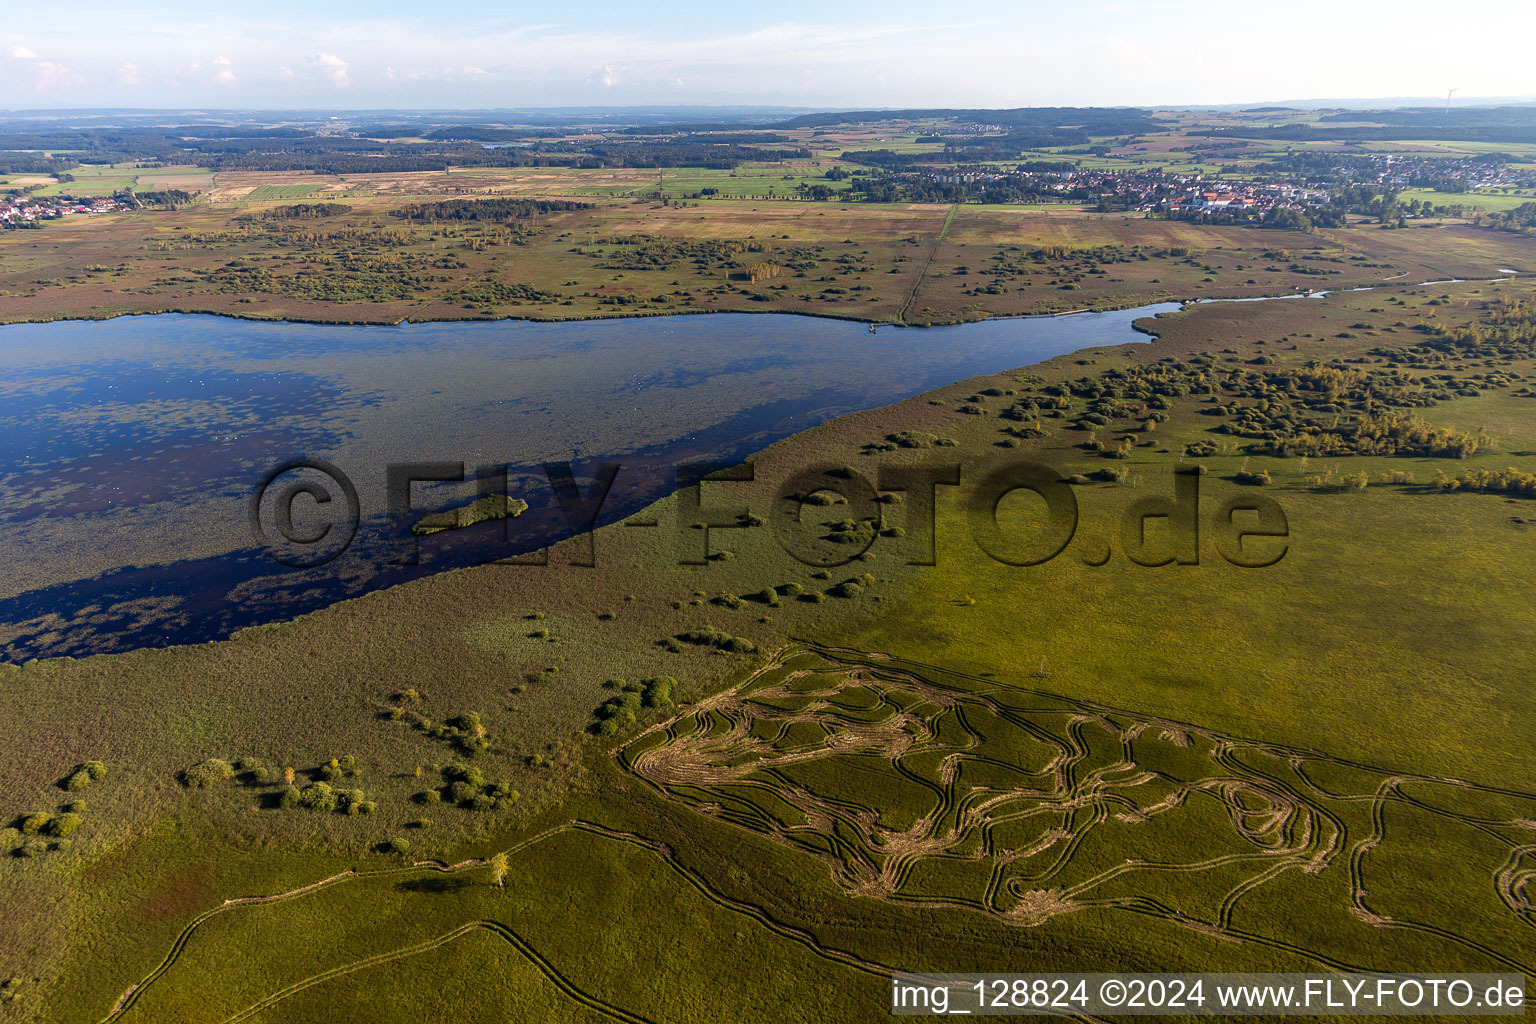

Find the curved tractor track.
[
  {"left": 621, "top": 642, "right": 1536, "bottom": 975},
  {"left": 101, "top": 821, "right": 904, "bottom": 1024}
]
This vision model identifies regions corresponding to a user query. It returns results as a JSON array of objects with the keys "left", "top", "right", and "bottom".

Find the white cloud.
[
  {"left": 5, "top": 45, "right": 83, "bottom": 92},
  {"left": 309, "top": 51, "right": 350, "bottom": 87},
  {"left": 30, "top": 60, "right": 82, "bottom": 91},
  {"left": 118, "top": 62, "right": 141, "bottom": 85},
  {"left": 461, "top": 65, "right": 488, "bottom": 77},
  {"left": 601, "top": 64, "right": 619, "bottom": 87}
]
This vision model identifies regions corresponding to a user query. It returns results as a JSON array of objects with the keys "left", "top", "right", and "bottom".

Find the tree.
[{"left": 489, "top": 851, "right": 508, "bottom": 890}]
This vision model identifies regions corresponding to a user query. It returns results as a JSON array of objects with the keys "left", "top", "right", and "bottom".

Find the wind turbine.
[{"left": 1445, "top": 86, "right": 1460, "bottom": 113}]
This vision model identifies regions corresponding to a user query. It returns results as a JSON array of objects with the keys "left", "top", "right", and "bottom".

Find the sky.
[{"left": 2, "top": 0, "right": 1533, "bottom": 111}]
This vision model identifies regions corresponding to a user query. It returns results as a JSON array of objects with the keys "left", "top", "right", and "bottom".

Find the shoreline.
[
  {"left": 0, "top": 268, "right": 1500, "bottom": 335},
  {"left": 0, "top": 287, "right": 1283, "bottom": 333}
]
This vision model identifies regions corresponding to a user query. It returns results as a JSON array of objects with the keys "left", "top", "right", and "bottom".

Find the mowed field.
[
  {"left": 3, "top": 278, "right": 1536, "bottom": 1019},
  {"left": 28, "top": 163, "right": 216, "bottom": 198}
]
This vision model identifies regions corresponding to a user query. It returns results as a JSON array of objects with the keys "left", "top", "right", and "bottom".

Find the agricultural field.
[
  {"left": 242, "top": 184, "right": 326, "bottom": 201},
  {"left": 1395, "top": 186, "right": 1536, "bottom": 213}
]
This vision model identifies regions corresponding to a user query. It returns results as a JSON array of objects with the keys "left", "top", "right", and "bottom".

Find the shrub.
[
  {"left": 183, "top": 758, "right": 235, "bottom": 789},
  {"left": 15, "top": 839, "right": 47, "bottom": 858},
  {"left": 64, "top": 801, "right": 85, "bottom": 813},
  {"left": 383, "top": 838, "right": 410, "bottom": 855},
  {"left": 82, "top": 761, "right": 107, "bottom": 781},
  {"left": 448, "top": 765, "right": 486, "bottom": 789},
  {"left": 883, "top": 430, "right": 957, "bottom": 449},
  {"left": 643, "top": 676, "right": 676, "bottom": 708},
  {"left": 46, "top": 814, "right": 81, "bottom": 838},
  {"left": 19, "top": 814, "right": 50, "bottom": 836},
  {"left": 448, "top": 781, "right": 479, "bottom": 804},
  {"left": 298, "top": 782, "right": 337, "bottom": 812},
  {"left": 417, "top": 789, "right": 442, "bottom": 805},
  {"left": 407, "top": 818, "right": 433, "bottom": 829},
  {"left": 320, "top": 755, "right": 359, "bottom": 781},
  {"left": 277, "top": 785, "right": 301, "bottom": 809},
  {"left": 0, "top": 827, "right": 19, "bottom": 851},
  {"left": 675, "top": 626, "right": 756, "bottom": 654},
  {"left": 63, "top": 769, "right": 93, "bottom": 792}
]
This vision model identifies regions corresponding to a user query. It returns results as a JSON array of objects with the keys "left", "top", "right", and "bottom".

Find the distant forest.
[
  {"left": 0, "top": 126, "right": 810, "bottom": 174},
  {"left": 1202, "top": 107, "right": 1536, "bottom": 145}
]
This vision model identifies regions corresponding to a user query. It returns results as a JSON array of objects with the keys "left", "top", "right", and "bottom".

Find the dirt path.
[{"left": 899, "top": 204, "right": 958, "bottom": 324}]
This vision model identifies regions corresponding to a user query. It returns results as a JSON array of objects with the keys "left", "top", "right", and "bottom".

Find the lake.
[{"left": 0, "top": 306, "right": 1182, "bottom": 659}]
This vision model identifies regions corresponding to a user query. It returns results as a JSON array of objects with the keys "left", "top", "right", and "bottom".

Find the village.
[
  {"left": 904, "top": 164, "right": 1331, "bottom": 215},
  {"left": 0, "top": 194, "right": 129, "bottom": 227},
  {"left": 903, "top": 152, "right": 1536, "bottom": 218}
]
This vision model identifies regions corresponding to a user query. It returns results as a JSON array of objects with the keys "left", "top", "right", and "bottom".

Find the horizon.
[{"left": 5, "top": 97, "right": 1536, "bottom": 118}]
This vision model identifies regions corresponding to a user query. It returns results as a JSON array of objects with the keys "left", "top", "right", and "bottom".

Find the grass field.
[
  {"left": 3, "top": 275, "right": 1536, "bottom": 1019},
  {"left": 243, "top": 184, "right": 325, "bottom": 201},
  {"left": 1396, "top": 186, "right": 1536, "bottom": 213}
]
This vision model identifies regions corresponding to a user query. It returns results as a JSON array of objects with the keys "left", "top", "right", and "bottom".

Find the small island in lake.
[{"left": 412, "top": 494, "right": 528, "bottom": 536}]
